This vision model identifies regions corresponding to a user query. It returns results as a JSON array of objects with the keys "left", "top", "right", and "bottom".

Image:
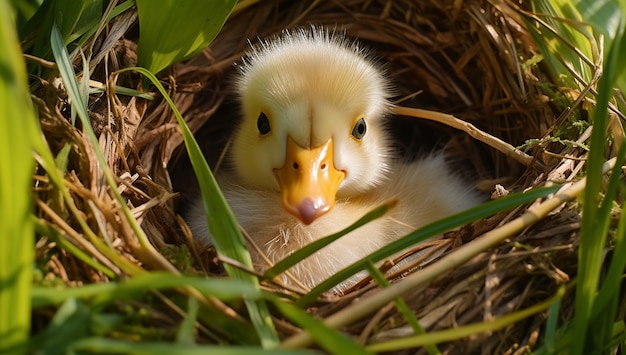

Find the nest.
[{"left": 34, "top": 0, "right": 600, "bottom": 353}]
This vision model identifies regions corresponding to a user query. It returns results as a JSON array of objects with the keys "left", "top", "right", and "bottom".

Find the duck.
[{"left": 184, "top": 27, "right": 482, "bottom": 293}]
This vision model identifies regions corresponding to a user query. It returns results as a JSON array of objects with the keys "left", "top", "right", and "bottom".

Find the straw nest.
[{"left": 34, "top": 0, "right": 599, "bottom": 353}]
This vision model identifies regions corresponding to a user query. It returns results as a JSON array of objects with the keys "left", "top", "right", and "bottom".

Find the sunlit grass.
[
  {"left": 0, "top": 0, "right": 37, "bottom": 353},
  {"left": 528, "top": 0, "right": 626, "bottom": 353},
  {"left": 135, "top": 0, "right": 237, "bottom": 74}
]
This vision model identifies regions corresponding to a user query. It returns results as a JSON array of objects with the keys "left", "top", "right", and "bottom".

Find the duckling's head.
[{"left": 232, "top": 28, "right": 391, "bottom": 224}]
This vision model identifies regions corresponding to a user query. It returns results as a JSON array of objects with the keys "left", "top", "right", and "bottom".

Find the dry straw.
[{"left": 33, "top": 0, "right": 607, "bottom": 353}]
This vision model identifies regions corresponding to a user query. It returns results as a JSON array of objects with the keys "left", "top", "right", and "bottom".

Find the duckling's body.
[{"left": 185, "top": 28, "right": 481, "bottom": 292}]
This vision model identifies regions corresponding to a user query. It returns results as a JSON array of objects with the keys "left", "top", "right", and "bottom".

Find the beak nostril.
[
  {"left": 293, "top": 162, "right": 299, "bottom": 170},
  {"left": 320, "top": 163, "right": 327, "bottom": 170}
]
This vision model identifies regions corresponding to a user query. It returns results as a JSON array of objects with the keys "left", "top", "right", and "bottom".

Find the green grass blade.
[
  {"left": 298, "top": 186, "right": 560, "bottom": 306},
  {"left": 365, "top": 261, "right": 440, "bottom": 355},
  {"left": 136, "top": 0, "right": 237, "bottom": 74},
  {"left": 64, "top": 0, "right": 103, "bottom": 45},
  {"left": 34, "top": 218, "right": 116, "bottom": 279},
  {"left": 592, "top": 184, "right": 626, "bottom": 316},
  {"left": 590, "top": 142, "right": 626, "bottom": 319},
  {"left": 176, "top": 297, "right": 199, "bottom": 345},
  {"left": 51, "top": 24, "right": 86, "bottom": 123},
  {"left": 263, "top": 201, "right": 395, "bottom": 280},
  {"left": 574, "top": 16, "right": 626, "bottom": 354},
  {"left": 30, "top": 298, "right": 93, "bottom": 355},
  {"left": 529, "top": 0, "right": 596, "bottom": 88},
  {"left": 537, "top": 292, "right": 563, "bottom": 355},
  {"left": 0, "top": 0, "right": 37, "bottom": 352},
  {"left": 365, "top": 286, "right": 566, "bottom": 352},
  {"left": 583, "top": 133, "right": 626, "bottom": 347},
  {"left": 272, "top": 300, "right": 371, "bottom": 354},
  {"left": 88, "top": 83, "right": 155, "bottom": 100},
  {"left": 573, "top": 0, "right": 622, "bottom": 39},
  {"left": 51, "top": 23, "right": 176, "bottom": 275},
  {"left": 67, "top": 338, "right": 310, "bottom": 355},
  {"left": 22, "top": 0, "right": 102, "bottom": 59},
  {"left": 32, "top": 272, "right": 264, "bottom": 308},
  {"left": 118, "top": 66, "right": 279, "bottom": 348},
  {"left": 10, "top": 0, "right": 41, "bottom": 29},
  {"left": 72, "top": 0, "right": 136, "bottom": 51}
]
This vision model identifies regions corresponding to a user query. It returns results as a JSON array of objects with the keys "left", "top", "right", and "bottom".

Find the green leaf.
[
  {"left": 176, "top": 297, "right": 199, "bottom": 345},
  {"left": 30, "top": 298, "right": 93, "bottom": 355},
  {"left": 272, "top": 299, "right": 372, "bottom": 354},
  {"left": 136, "top": 0, "right": 237, "bottom": 74},
  {"left": 67, "top": 338, "right": 310, "bottom": 354},
  {"left": 22, "top": 0, "right": 103, "bottom": 59},
  {"left": 118, "top": 67, "right": 279, "bottom": 348},
  {"left": 298, "top": 186, "right": 561, "bottom": 306},
  {"left": 366, "top": 286, "right": 566, "bottom": 352},
  {"left": 0, "top": 0, "right": 37, "bottom": 352},
  {"left": 529, "top": 0, "right": 596, "bottom": 88},
  {"left": 364, "top": 262, "right": 440, "bottom": 355},
  {"left": 9, "top": 0, "right": 41, "bottom": 29},
  {"left": 574, "top": 16, "right": 626, "bottom": 353},
  {"left": 573, "top": 0, "right": 622, "bottom": 39},
  {"left": 263, "top": 201, "right": 394, "bottom": 280},
  {"left": 31, "top": 272, "right": 265, "bottom": 308}
]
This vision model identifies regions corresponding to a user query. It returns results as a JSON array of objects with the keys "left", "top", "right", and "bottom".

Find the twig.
[{"left": 392, "top": 106, "right": 546, "bottom": 171}]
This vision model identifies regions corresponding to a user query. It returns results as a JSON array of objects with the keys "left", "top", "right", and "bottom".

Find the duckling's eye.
[
  {"left": 257, "top": 112, "right": 271, "bottom": 135},
  {"left": 351, "top": 117, "right": 367, "bottom": 140}
]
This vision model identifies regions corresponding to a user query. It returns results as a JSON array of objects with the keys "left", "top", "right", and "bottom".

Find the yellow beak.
[{"left": 274, "top": 136, "right": 345, "bottom": 225}]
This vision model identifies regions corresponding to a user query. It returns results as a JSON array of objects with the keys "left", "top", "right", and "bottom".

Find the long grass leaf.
[
  {"left": 574, "top": 16, "right": 626, "bottom": 354},
  {"left": 24, "top": 0, "right": 101, "bottom": 59},
  {"left": 73, "top": 0, "right": 136, "bottom": 50},
  {"left": 136, "top": 0, "right": 237, "bottom": 74},
  {"left": 118, "top": 66, "right": 279, "bottom": 348},
  {"left": 365, "top": 286, "right": 566, "bottom": 352},
  {"left": 67, "top": 338, "right": 309, "bottom": 355},
  {"left": 285, "top": 177, "right": 588, "bottom": 348},
  {"left": 0, "top": 1, "right": 37, "bottom": 352},
  {"left": 11, "top": 0, "right": 40, "bottom": 29},
  {"left": 51, "top": 24, "right": 176, "bottom": 275},
  {"left": 32, "top": 272, "right": 264, "bottom": 308},
  {"left": 542, "top": 295, "right": 562, "bottom": 355},
  {"left": 529, "top": 0, "right": 596, "bottom": 88},
  {"left": 590, "top": 142, "right": 626, "bottom": 314},
  {"left": 583, "top": 128, "right": 626, "bottom": 348},
  {"left": 264, "top": 201, "right": 395, "bottom": 279},
  {"left": 298, "top": 186, "right": 560, "bottom": 305},
  {"left": 176, "top": 297, "right": 199, "bottom": 345},
  {"left": 272, "top": 300, "right": 371, "bottom": 354},
  {"left": 34, "top": 218, "right": 116, "bottom": 278},
  {"left": 365, "top": 262, "right": 440, "bottom": 355},
  {"left": 573, "top": 0, "right": 622, "bottom": 39},
  {"left": 30, "top": 298, "right": 92, "bottom": 355},
  {"left": 592, "top": 187, "right": 626, "bottom": 313}
]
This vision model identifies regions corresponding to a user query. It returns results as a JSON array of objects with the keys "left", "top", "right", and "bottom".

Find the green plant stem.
[
  {"left": 366, "top": 286, "right": 567, "bottom": 352},
  {"left": 365, "top": 262, "right": 440, "bottom": 355},
  {"left": 0, "top": 0, "right": 37, "bottom": 352},
  {"left": 573, "top": 17, "right": 626, "bottom": 353}
]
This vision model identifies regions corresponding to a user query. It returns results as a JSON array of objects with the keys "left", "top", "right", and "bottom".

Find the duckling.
[{"left": 185, "top": 28, "right": 481, "bottom": 292}]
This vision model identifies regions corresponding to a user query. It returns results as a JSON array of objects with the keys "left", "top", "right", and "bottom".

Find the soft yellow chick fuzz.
[
  {"left": 185, "top": 27, "right": 481, "bottom": 292},
  {"left": 233, "top": 28, "right": 392, "bottom": 196}
]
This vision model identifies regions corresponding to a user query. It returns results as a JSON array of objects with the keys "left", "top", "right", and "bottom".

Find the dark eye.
[
  {"left": 257, "top": 112, "right": 271, "bottom": 135},
  {"left": 351, "top": 117, "right": 367, "bottom": 140}
]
